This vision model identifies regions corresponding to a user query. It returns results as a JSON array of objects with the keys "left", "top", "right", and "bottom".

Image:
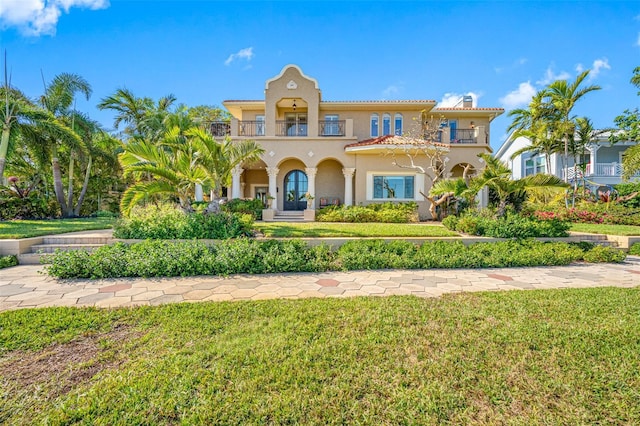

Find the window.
[
  {"left": 370, "top": 114, "right": 379, "bottom": 137},
  {"left": 449, "top": 120, "right": 457, "bottom": 142},
  {"left": 525, "top": 156, "right": 546, "bottom": 176},
  {"left": 324, "top": 114, "right": 339, "bottom": 136},
  {"left": 373, "top": 175, "right": 414, "bottom": 199},
  {"left": 382, "top": 113, "right": 391, "bottom": 135},
  {"left": 394, "top": 113, "right": 403, "bottom": 136},
  {"left": 256, "top": 115, "right": 265, "bottom": 136}
]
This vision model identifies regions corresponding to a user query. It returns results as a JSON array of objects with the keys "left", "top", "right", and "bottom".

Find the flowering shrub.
[{"left": 532, "top": 202, "right": 640, "bottom": 226}]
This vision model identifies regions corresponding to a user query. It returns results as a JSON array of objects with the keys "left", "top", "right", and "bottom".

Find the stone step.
[
  {"left": 30, "top": 243, "right": 106, "bottom": 254},
  {"left": 17, "top": 253, "right": 44, "bottom": 265},
  {"left": 44, "top": 236, "right": 113, "bottom": 245}
]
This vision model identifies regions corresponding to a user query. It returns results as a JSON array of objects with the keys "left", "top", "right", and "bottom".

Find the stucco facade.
[{"left": 219, "top": 65, "right": 504, "bottom": 219}]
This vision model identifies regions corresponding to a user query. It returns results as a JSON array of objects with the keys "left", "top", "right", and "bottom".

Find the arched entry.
[{"left": 283, "top": 170, "right": 308, "bottom": 210}]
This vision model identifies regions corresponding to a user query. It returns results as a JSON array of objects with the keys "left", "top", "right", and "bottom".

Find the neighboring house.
[
  {"left": 214, "top": 65, "right": 504, "bottom": 219},
  {"left": 496, "top": 132, "right": 640, "bottom": 187}
]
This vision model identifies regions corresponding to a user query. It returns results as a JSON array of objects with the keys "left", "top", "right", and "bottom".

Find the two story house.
[
  {"left": 216, "top": 65, "right": 503, "bottom": 219},
  {"left": 496, "top": 132, "right": 639, "bottom": 187}
]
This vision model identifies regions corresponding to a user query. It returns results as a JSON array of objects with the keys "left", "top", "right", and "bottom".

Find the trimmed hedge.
[
  {"left": 0, "top": 255, "right": 18, "bottom": 269},
  {"left": 222, "top": 198, "right": 264, "bottom": 220},
  {"left": 44, "top": 239, "right": 625, "bottom": 279},
  {"left": 442, "top": 210, "right": 570, "bottom": 238},
  {"left": 113, "top": 204, "right": 253, "bottom": 239},
  {"left": 316, "top": 202, "right": 419, "bottom": 223}
]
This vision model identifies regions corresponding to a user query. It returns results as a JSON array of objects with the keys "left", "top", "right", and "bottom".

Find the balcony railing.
[
  {"left": 276, "top": 121, "right": 307, "bottom": 137},
  {"left": 319, "top": 120, "right": 345, "bottom": 136},
  {"left": 238, "top": 120, "right": 265, "bottom": 137},
  {"left": 450, "top": 129, "right": 479, "bottom": 144},
  {"left": 210, "top": 122, "right": 230, "bottom": 137},
  {"left": 562, "top": 162, "right": 640, "bottom": 180}
]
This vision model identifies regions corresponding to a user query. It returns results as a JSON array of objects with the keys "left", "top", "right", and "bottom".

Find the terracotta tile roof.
[{"left": 345, "top": 135, "right": 450, "bottom": 149}]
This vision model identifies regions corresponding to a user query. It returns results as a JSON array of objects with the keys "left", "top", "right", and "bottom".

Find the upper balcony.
[
  {"left": 212, "top": 118, "right": 354, "bottom": 138},
  {"left": 433, "top": 127, "right": 488, "bottom": 145}
]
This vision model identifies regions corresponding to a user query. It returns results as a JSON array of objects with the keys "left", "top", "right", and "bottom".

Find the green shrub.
[
  {"left": 630, "top": 243, "right": 640, "bottom": 256},
  {"left": 614, "top": 182, "right": 640, "bottom": 208},
  {"left": 582, "top": 245, "right": 626, "bottom": 263},
  {"left": 222, "top": 198, "right": 264, "bottom": 220},
  {"left": 316, "top": 202, "right": 418, "bottom": 223},
  {"left": 533, "top": 201, "right": 640, "bottom": 226},
  {"left": 0, "top": 255, "right": 18, "bottom": 269},
  {"left": 113, "top": 203, "right": 253, "bottom": 239},
  {"left": 45, "top": 239, "right": 621, "bottom": 279},
  {"left": 0, "top": 188, "right": 58, "bottom": 220},
  {"left": 444, "top": 209, "right": 569, "bottom": 238}
]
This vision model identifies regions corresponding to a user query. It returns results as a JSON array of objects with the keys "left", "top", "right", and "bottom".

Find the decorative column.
[
  {"left": 342, "top": 168, "right": 355, "bottom": 206},
  {"left": 195, "top": 184, "right": 204, "bottom": 202},
  {"left": 305, "top": 167, "right": 318, "bottom": 209},
  {"left": 266, "top": 167, "right": 279, "bottom": 210},
  {"left": 231, "top": 165, "right": 244, "bottom": 200},
  {"left": 588, "top": 144, "right": 600, "bottom": 176}
]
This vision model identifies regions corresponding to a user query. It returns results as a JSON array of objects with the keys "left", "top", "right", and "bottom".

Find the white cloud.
[
  {"left": 589, "top": 58, "right": 611, "bottom": 80},
  {"left": 381, "top": 84, "right": 401, "bottom": 99},
  {"left": 494, "top": 57, "right": 527, "bottom": 74},
  {"left": 499, "top": 81, "right": 536, "bottom": 109},
  {"left": 0, "top": 0, "right": 108, "bottom": 36},
  {"left": 224, "top": 47, "right": 254, "bottom": 66},
  {"left": 637, "top": 32, "right": 640, "bottom": 47},
  {"left": 438, "top": 92, "right": 481, "bottom": 108},
  {"left": 576, "top": 63, "right": 584, "bottom": 73},
  {"left": 536, "top": 65, "right": 571, "bottom": 85}
]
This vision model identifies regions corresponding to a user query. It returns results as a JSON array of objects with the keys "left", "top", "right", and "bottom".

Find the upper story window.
[
  {"left": 394, "top": 113, "right": 403, "bottom": 136},
  {"left": 324, "top": 114, "right": 340, "bottom": 136},
  {"left": 256, "top": 115, "right": 265, "bottom": 136},
  {"left": 449, "top": 120, "right": 457, "bottom": 142},
  {"left": 382, "top": 113, "right": 391, "bottom": 135},
  {"left": 525, "top": 156, "right": 546, "bottom": 176},
  {"left": 371, "top": 114, "right": 379, "bottom": 137}
]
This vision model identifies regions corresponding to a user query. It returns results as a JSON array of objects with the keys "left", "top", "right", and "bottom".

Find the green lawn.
[
  {"left": 1, "top": 288, "right": 639, "bottom": 424},
  {"left": 0, "top": 217, "right": 116, "bottom": 239},
  {"left": 570, "top": 222, "right": 640, "bottom": 236},
  {"left": 255, "top": 221, "right": 459, "bottom": 237}
]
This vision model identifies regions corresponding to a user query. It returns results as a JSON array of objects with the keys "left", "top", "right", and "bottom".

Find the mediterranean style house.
[
  {"left": 496, "top": 132, "right": 639, "bottom": 187},
  {"left": 215, "top": 65, "right": 504, "bottom": 219}
]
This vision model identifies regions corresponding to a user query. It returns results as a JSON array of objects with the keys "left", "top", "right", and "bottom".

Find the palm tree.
[
  {"left": 188, "top": 127, "right": 264, "bottom": 212},
  {"left": 544, "top": 70, "right": 601, "bottom": 182},
  {"left": 118, "top": 127, "right": 209, "bottom": 215},
  {"left": 38, "top": 73, "right": 92, "bottom": 217}
]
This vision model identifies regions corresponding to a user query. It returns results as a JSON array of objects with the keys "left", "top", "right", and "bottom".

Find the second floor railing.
[
  {"left": 319, "top": 120, "right": 345, "bottom": 136},
  {"left": 276, "top": 121, "right": 308, "bottom": 137},
  {"left": 239, "top": 121, "right": 265, "bottom": 136},
  {"left": 210, "top": 122, "right": 231, "bottom": 137},
  {"left": 450, "top": 129, "right": 479, "bottom": 144}
]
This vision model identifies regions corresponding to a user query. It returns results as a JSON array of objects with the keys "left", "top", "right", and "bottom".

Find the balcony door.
[
  {"left": 285, "top": 113, "right": 307, "bottom": 136},
  {"left": 283, "top": 170, "right": 308, "bottom": 211}
]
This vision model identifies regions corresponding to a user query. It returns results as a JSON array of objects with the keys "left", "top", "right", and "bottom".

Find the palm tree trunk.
[
  {"left": 0, "top": 125, "right": 10, "bottom": 180},
  {"left": 66, "top": 151, "right": 75, "bottom": 214},
  {"left": 51, "top": 145, "right": 68, "bottom": 216},
  {"left": 74, "top": 155, "right": 92, "bottom": 216}
]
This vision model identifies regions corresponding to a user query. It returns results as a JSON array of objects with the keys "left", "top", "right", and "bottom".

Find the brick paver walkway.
[{"left": 1, "top": 257, "right": 639, "bottom": 311}]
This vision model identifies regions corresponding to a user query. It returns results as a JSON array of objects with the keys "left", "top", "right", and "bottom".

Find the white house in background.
[{"left": 495, "top": 132, "right": 640, "bottom": 187}]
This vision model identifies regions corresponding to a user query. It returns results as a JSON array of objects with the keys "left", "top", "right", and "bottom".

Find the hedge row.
[
  {"left": 442, "top": 210, "right": 570, "bottom": 238},
  {"left": 44, "top": 239, "right": 625, "bottom": 279},
  {"left": 316, "top": 202, "right": 419, "bottom": 223},
  {"left": 113, "top": 204, "right": 253, "bottom": 239}
]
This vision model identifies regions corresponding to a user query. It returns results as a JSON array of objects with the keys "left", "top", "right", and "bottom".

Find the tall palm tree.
[
  {"left": 544, "top": 70, "right": 601, "bottom": 182},
  {"left": 39, "top": 73, "right": 92, "bottom": 217}
]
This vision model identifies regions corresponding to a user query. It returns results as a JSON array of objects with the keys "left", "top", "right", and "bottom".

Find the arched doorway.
[{"left": 283, "top": 169, "right": 308, "bottom": 210}]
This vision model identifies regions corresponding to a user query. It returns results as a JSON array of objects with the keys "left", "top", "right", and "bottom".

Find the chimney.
[{"left": 462, "top": 96, "right": 473, "bottom": 108}]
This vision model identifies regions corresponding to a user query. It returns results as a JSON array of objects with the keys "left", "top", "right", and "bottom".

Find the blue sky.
[{"left": 1, "top": 0, "right": 639, "bottom": 150}]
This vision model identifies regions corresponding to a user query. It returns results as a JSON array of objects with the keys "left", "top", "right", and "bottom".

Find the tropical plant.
[{"left": 610, "top": 67, "right": 640, "bottom": 180}]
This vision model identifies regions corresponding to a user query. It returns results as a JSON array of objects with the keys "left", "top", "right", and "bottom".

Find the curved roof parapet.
[{"left": 265, "top": 64, "right": 320, "bottom": 90}]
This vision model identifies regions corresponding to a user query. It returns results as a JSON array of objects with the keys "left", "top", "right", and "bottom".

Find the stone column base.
[{"left": 303, "top": 209, "right": 316, "bottom": 221}]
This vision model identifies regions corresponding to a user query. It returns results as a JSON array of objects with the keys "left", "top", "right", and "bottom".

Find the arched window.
[
  {"left": 394, "top": 113, "right": 403, "bottom": 136},
  {"left": 370, "top": 113, "right": 379, "bottom": 137},
  {"left": 382, "top": 113, "right": 391, "bottom": 135}
]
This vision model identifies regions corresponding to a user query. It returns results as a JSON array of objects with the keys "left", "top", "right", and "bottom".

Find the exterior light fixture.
[{"left": 292, "top": 100, "right": 297, "bottom": 111}]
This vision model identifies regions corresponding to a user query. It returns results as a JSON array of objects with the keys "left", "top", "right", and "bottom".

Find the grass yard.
[
  {"left": 1, "top": 288, "right": 639, "bottom": 424},
  {"left": 255, "top": 221, "right": 458, "bottom": 238},
  {"left": 0, "top": 217, "right": 116, "bottom": 239},
  {"left": 570, "top": 222, "right": 640, "bottom": 236}
]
